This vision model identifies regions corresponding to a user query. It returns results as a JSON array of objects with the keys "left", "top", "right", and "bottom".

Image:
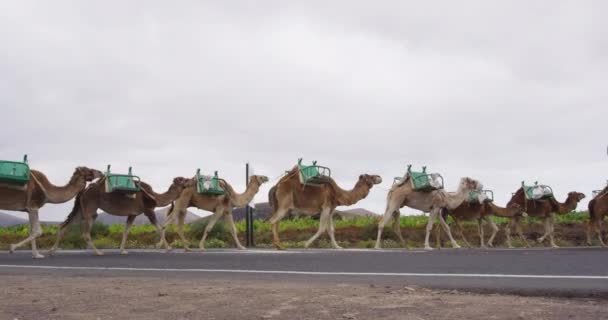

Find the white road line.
[{"left": 0, "top": 264, "right": 607, "bottom": 280}]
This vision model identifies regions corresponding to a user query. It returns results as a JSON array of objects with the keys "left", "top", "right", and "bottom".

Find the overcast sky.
[{"left": 1, "top": 1, "right": 606, "bottom": 221}]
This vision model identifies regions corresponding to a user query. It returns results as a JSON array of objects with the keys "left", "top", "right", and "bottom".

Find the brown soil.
[{"left": 0, "top": 274, "right": 605, "bottom": 320}]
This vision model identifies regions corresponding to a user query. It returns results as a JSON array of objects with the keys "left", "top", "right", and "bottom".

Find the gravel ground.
[{"left": 0, "top": 274, "right": 606, "bottom": 320}]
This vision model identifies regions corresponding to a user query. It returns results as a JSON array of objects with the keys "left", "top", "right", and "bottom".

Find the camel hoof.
[
  {"left": 155, "top": 242, "right": 164, "bottom": 249},
  {"left": 120, "top": 250, "right": 128, "bottom": 255},
  {"left": 237, "top": 246, "right": 247, "bottom": 250},
  {"left": 487, "top": 243, "right": 494, "bottom": 248},
  {"left": 551, "top": 245, "right": 560, "bottom": 249},
  {"left": 374, "top": 245, "right": 382, "bottom": 250},
  {"left": 333, "top": 246, "right": 343, "bottom": 249},
  {"left": 184, "top": 247, "right": 192, "bottom": 252},
  {"left": 9, "top": 244, "right": 16, "bottom": 254},
  {"left": 94, "top": 251, "right": 104, "bottom": 256},
  {"left": 32, "top": 253, "right": 45, "bottom": 259},
  {"left": 452, "top": 244, "right": 462, "bottom": 249},
  {"left": 480, "top": 246, "right": 488, "bottom": 250},
  {"left": 274, "top": 243, "right": 286, "bottom": 251},
  {"left": 424, "top": 246, "right": 434, "bottom": 251},
  {"left": 508, "top": 246, "right": 515, "bottom": 249},
  {"left": 536, "top": 238, "right": 544, "bottom": 244}
]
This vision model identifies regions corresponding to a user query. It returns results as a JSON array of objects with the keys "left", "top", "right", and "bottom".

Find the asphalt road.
[{"left": 1, "top": 247, "right": 607, "bottom": 297}]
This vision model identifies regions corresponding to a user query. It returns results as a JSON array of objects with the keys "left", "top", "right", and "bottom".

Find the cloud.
[{"left": 0, "top": 1, "right": 606, "bottom": 220}]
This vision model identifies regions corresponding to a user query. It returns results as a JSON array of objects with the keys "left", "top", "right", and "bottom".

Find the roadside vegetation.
[{"left": 0, "top": 211, "right": 596, "bottom": 250}]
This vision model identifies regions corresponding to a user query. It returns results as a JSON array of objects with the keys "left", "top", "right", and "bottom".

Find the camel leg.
[
  {"left": 586, "top": 220, "right": 594, "bottom": 246},
  {"left": 175, "top": 209, "right": 192, "bottom": 251},
  {"left": 477, "top": 219, "right": 486, "bottom": 249},
  {"left": 596, "top": 221, "right": 607, "bottom": 247},
  {"left": 485, "top": 216, "right": 499, "bottom": 247},
  {"left": 328, "top": 210, "right": 343, "bottom": 249},
  {"left": 434, "top": 221, "right": 442, "bottom": 249},
  {"left": 199, "top": 209, "right": 223, "bottom": 251},
  {"left": 270, "top": 207, "right": 289, "bottom": 250},
  {"left": 49, "top": 207, "right": 82, "bottom": 256},
  {"left": 305, "top": 208, "right": 331, "bottom": 248},
  {"left": 391, "top": 211, "right": 406, "bottom": 248},
  {"left": 504, "top": 218, "right": 514, "bottom": 248},
  {"left": 159, "top": 209, "right": 181, "bottom": 250},
  {"left": 119, "top": 215, "right": 136, "bottom": 255},
  {"left": 516, "top": 217, "right": 530, "bottom": 248},
  {"left": 81, "top": 208, "right": 103, "bottom": 256},
  {"left": 424, "top": 209, "right": 438, "bottom": 250},
  {"left": 537, "top": 213, "right": 556, "bottom": 248},
  {"left": 454, "top": 218, "right": 471, "bottom": 248},
  {"left": 224, "top": 210, "right": 246, "bottom": 250},
  {"left": 10, "top": 209, "right": 44, "bottom": 259},
  {"left": 375, "top": 205, "right": 399, "bottom": 249},
  {"left": 437, "top": 209, "right": 461, "bottom": 249},
  {"left": 547, "top": 213, "right": 559, "bottom": 248},
  {"left": 143, "top": 210, "right": 166, "bottom": 250}
]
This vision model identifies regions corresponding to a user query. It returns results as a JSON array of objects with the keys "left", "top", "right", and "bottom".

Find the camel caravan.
[{"left": 0, "top": 154, "right": 605, "bottom": 258}]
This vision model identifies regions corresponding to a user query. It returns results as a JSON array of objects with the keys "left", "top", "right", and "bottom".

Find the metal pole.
[{"left": 245, "top": 163, "right": 254, "bottom": 247}]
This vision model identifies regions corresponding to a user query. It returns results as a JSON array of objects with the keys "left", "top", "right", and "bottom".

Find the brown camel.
[
  {"left": 376, "top": 175, "right": 483, "bottom": 250},
  {"left": 268, "top": 167, "right": 382, "bottom": 250},
  {"left": 160, "top": 174, "right": 269, "bottom": 251},
  {"left": 434, "top": 201, "right": 525, "bottom": 248},
  {"left": 587, "top": 185, "right": 608, "bottom": 247},
  {"left": 0, "top": 166, "right": 102, "bottom": 258},
  {"left": 506, "top": 188, "right": 585, "bottom": 248},
  {"left": 49, "top": 175, "right": 191, "bottom": 255}
]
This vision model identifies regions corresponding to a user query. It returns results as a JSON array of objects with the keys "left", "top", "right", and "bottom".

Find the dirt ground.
[{"left": 0, "top": 275, "right": 606, "bottom": 320}]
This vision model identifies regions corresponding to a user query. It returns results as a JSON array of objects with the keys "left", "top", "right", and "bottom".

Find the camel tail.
[
  {"left": 60, "top": 191, "right": 83, "bottom": 228},
  {"left": 588, "top": 199, "right": 596, "bottom": 221},
  {"left": 268, "top": 186, "right": 278, "bottom": 212}
]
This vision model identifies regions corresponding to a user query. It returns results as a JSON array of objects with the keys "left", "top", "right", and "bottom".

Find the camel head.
[
  {"left": 250, "top": 175, "right": 269, "bottom": 186},
  {"left": 171, "top": 177, "right": 193, "bottom": 190},
  {"left": 458, "top": 177, "right": 483, "bottom": 192},
  {"left": 567, "top": 191, "right": 586, "bottom": 203},
  {"left": 358, "top": 174, "right": 383, "bottom": 187},
  {"left": 506, "top": 202, "right": 527, "bottom": 217},
  {"left": 75, "top": 167, "right": 103, "bottom": 182}
]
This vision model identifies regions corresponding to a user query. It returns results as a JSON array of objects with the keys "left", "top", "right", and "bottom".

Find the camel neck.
[
  {"left": 557, "top": 195, "right": 579, "bottom": 214},
  {"left": 486, "top": 202, "right": 515, "bottom": 217},
  {"left": 330, "top": 179, "right": 371, "bottom": 207},
  {"left": 153, "top": 185, "right": 182, "bottom": 207},
  {"left": 226, "top": 178, "right": 261, "bottom": 208},
  {"left": 41, "top": 173, "right": 86, "bottom": 204}
]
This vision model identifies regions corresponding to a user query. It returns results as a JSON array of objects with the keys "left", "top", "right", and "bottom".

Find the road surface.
[{"left": 1, "top": 247, "right": 607, "bottom": 297}]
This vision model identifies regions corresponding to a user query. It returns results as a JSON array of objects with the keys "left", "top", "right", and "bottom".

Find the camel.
[
  {"left": 376, "top": 175, "right": 483, "bottom": 250},
  {"left": 434, "top": 201, "right": 525, "bottom": 248},
  {"left": 268, "top": 167, "right": 382, "bottom": 250},
  {"left": 587, "top": 185, "right": 608, "bottom": 247},
  {"left": 0, "top": 166, "right": 102, "bottom": 258},
  {"left": 506, "top": 188, "right": 585, "bottom": 248},
  {"left": 160, "top": 174, "right": 269, "bottom": 251},
  {"left": 49, "top": 175, "right": 192, "bottom": 255}
]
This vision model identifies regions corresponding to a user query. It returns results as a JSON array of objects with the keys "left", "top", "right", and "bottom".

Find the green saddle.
[
  {"left": 0, "top": 155, "right": 31, "bottom": 186},
  {"left": 297, "top": 158, "right": 331, "bottom": 186},
  {"left": 522, "top": 181, "right": 553, "bottom": 200},
  {"left": 105, "top": 165, "right": 141, "bottom": 194},
  {"left": 407, "top": 165, "right": 443, "bottom": 191},
  {"left": 468, "top": 190, "right": 494, "bottom": 204},
  {"left": 196, "top": 169, "right": 225, "bottom": 195}
]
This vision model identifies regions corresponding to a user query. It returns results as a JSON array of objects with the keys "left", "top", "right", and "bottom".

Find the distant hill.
[
  {"left": 94, "top": 207, "right": 201, "bottom": 225},
  {"left": 0, "top": 212, "right": 27, "bottom": 226}
]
